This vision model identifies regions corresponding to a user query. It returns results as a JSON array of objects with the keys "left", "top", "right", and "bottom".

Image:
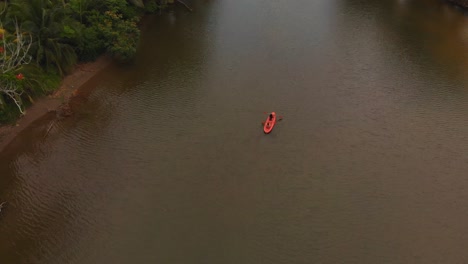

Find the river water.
[{"left": 1, "top": 0, "right": 468, "bottom": 263}]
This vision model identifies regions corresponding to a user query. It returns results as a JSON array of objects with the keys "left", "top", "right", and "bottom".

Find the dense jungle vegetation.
[{"left": 0, "top": 0, "right": 168, "bottom": 122}]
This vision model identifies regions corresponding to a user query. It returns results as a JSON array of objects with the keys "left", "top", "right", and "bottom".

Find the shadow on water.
[
  {"left": 339, "top": 0, "right": 468, "bottom": 84},
  {"left": 331, "top": 0, "right": 468, "bottom": 122}
]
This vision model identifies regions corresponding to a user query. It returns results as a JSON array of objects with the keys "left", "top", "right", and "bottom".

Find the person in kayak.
[
  {"left": 265, "top": 113, "right": 274, "bottom": 128},
  {"left": 262, "top": 113, "right": 281, "bottom": 127}
]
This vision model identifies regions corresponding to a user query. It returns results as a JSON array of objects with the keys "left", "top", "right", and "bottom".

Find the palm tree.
[{"left": 8, "top": 0, "right": 77, "bottom": 76}]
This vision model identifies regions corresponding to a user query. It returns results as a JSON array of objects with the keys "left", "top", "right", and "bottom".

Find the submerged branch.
[
  {"left": 177, "top": 0, "right": 193, "bottom": 12},
  {"left": 0, "top": 202, "right": 6, "bottom": 215},
  {"left": 44, "top": 120, "right": 56, "bottom": 139}
]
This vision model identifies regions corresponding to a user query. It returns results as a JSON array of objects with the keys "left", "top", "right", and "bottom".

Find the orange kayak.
[{"left": 263, "top": 112, "right": 277, "bottom": 134}]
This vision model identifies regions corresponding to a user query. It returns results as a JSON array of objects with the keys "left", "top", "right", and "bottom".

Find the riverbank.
[{"left": 0, "top": 56, "right": 112, "bottom": 153}]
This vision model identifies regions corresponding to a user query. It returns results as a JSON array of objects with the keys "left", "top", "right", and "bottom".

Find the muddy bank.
[{"left": 0, "top": 56, "right": 112, "bottom": 153}]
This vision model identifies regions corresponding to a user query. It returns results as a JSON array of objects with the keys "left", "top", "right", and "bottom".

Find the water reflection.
[
  {"left": 393, "top": 0, "right": 468, "bottom": 78},
  {"left": 0, "top": 1, "right": 468, "bottom": 263}
]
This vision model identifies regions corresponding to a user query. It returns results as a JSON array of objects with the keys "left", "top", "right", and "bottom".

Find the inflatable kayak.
[{"left": 263, "top": 112, "right": 277, "bottom": 134}]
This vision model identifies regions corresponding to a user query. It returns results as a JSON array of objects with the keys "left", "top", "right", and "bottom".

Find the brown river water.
[{"left": 1, "top": 0, "right": 468, "bottom": 263}]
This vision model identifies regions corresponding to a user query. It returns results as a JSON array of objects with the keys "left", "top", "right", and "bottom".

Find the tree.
[
  {"left": 8, "top": 0, "right": 77, "bottom": 76},
  {"left": 0, "top": 19, "right": 32, "bottom": 114},
  {"left": 98, "top": 10, "right": 140, "bottom": 61}
]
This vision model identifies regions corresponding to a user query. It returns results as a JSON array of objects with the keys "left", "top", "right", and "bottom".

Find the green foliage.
[
  {"left": 105, "top": 0, "right": 140, "bottom": 19},
  {"left": 0, "top": 99, "right": 21, "bottom": 124},
  {"left": 22, "top": 65, "right": 61, "bottom": 96},
  {"left": 0, "top": 63, "right": 61, "bottom": 122},
  {"left": 98, "top": 10, "right": 140, "bottom": 61},
  {"left": 71, "top": 0, "right": 139, "bottom": 21},
  {"left": 77, "top": 25, "right": 106, "bottom": 61},
  {"left": 66, "top": 0, "right": 141, "bottom": 61},
  {"left": 0, "top": 0, "right": 170, "bottom": 121},
  {"left": 0, "top": 2, "right": 7, "bottom": 20},
  {"left": 1, "top": 19, "right": 31, "bottom": 115},
  {"left": 8, "top": 0, "right": 78, "bottom": 76},
  {"left": 67, "top": 0, "right": 94, "bottom": 23},
  {"left": 144, "top": 0, "right": 168, "bottom": 13}
]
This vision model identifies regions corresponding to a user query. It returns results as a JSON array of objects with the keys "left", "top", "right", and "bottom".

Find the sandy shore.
[{"left": 0, "top": 56, "right": 113, "bottom": 153}]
